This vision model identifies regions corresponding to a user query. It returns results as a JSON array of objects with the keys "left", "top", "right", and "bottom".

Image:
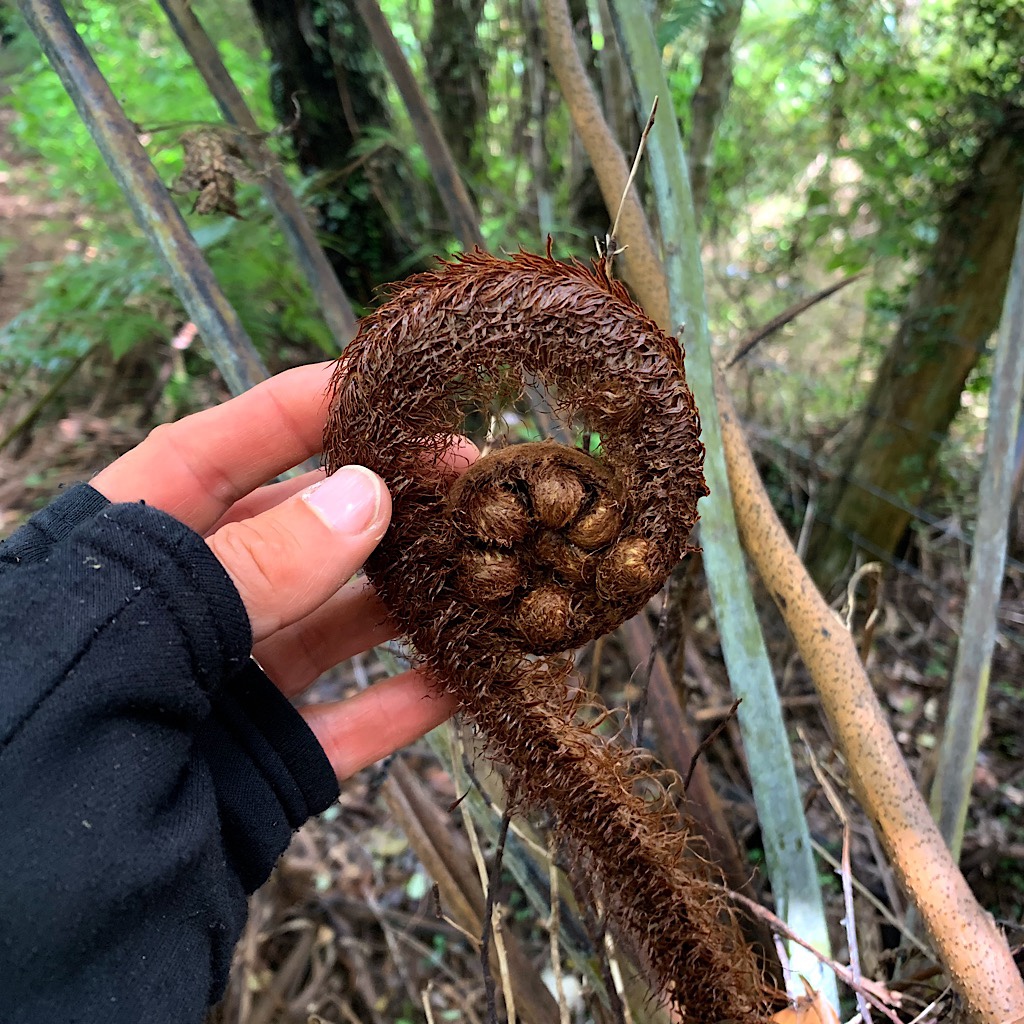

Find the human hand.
[{"left": 91, "top": 361, "right": 473, "bottom": 780}]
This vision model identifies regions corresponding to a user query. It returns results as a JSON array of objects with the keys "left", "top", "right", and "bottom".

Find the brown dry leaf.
[
  {"left": 772, "top": 987, "right": 841, "bottom": 1024},
  {"left": 172, "top": 128, "right": 253, "bottom": 217}
]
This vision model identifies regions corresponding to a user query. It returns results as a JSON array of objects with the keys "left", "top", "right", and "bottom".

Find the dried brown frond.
[{"left": 172, "top": 128, "right": 252, "bottom": 217}]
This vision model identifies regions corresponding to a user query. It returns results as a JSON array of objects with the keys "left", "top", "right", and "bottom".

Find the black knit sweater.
[{"left": 0, "top": 484, "right": 340, "bottom": 1023}]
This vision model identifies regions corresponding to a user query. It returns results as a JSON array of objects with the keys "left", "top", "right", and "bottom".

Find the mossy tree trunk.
[
  {"left": 248, "top": 0, "right": 428, "bottom": 306},
  {"left": 424, "top": 0, "right": 488, "bottom": 184},
  {"left": 687, "top": 0, "right": 744, "bottom": 222},
  {"left": 806, "top": 110, "right": 1024, "bottom": 587}
]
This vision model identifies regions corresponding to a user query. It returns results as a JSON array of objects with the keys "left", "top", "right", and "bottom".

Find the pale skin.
[{"left": 92, "top": 360, "right": 474, "bottom": 781}]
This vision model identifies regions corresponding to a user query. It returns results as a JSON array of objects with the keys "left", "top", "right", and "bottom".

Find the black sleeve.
[{"left": 0, "top": 485, "right": 340, "bottom": 1024}]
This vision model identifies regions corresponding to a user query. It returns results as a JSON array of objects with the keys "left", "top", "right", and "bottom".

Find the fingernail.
[{"left": 303, "top": 465, "right": 384, "bottom": 535}]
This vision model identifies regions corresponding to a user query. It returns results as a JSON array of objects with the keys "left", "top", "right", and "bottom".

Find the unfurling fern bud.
[
  {"left": 323, "top": 248, "right": 765, "bottom": 1022},
  {"left": 458, "top": 550, "right": 523, "bottom": 602}
]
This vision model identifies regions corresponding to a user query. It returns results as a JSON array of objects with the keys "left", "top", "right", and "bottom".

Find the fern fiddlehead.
[{"left": 324, "top": 248, "right": 765, "bottom": 1020}]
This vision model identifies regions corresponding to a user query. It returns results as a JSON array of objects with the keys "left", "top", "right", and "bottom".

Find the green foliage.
[
  {"left": 0, "top": 235, "right": 167, "bottom": 371},
  {"left": 2, "top": 0, "right": 334, "bottom": 373},
  {"left": 683, "top": 0, "right": 1021, "bottom": 278},
  {"left": 658, "top": 0, "right": 1023, "bottom": 453},
  {"left": 1, "top": 209, "right": 335, "bottom": 373},
  {"left": 658, "top": 0, "right": 724, "bottom": 48},
  {"left": 201, "top": 206, "right": 335, "bottom": 356},
  {"left": 10, "top": 1, "right": 273, "bottom": 215}
]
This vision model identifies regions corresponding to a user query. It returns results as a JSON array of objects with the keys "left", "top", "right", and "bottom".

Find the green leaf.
[
  {"left": 192, "top": 219, "right": 238, "bottom": 251},
  {"left": 107, "top": 318, "right": 144, "bottom": 360},
  {"left": 404, "top": 869, "right": 430, "bottom": 901}
]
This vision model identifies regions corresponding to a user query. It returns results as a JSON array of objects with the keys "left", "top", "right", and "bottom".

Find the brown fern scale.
[{"left": 324, "top": 249, "right": 767, "bottom": 1021}]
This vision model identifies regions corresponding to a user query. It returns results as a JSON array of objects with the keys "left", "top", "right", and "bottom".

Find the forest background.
[{"left": 0, "top": 0, "right": 1023, "bottom": 1021}]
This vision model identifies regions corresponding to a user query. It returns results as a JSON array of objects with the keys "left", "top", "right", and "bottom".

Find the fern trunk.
[{"left": 807, "top": 112, "right": 1024, "bottom": 588}]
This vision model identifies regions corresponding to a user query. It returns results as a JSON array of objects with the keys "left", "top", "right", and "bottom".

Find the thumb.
[{"left": 207, "top": 465, "right": 391, "bottom": 643}]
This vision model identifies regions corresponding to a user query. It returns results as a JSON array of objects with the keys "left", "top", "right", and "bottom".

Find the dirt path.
[
  {"left": 0, "top": 106, "right": 73, "bottom": 327},
  {"left": 0, "top": 104, "right": 94, "bottom": 526}
]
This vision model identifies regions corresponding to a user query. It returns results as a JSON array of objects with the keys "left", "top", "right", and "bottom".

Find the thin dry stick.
[
  {"left": 603, "top": 932, "right": 635, "bottom": 1024},
  {"left": 588, "top": 634, "right": 607, "bottom": 694},
  {"left": 725, "top": 273, "right": 866, "bottom": 369},
  {"left": 0, "top": 340, "right": 96, "bottom": 456},
  {"left": 338, "top": 996, "right": 366, "bottom": 1024},
  {"left": 564, "top": 861, "right": 627, "bottom": 1024},
  {"left": 363, "top": 884, "right": 421, "bottom": 1011},
  {"left": 809, "top": 840, "right": 931, "bottom": 960},
  {"left": 507, "top": 816, "right": 556, "bottom": 867},
  {"left": 389, "top": 923, "right": 482, "bottom": 989},
  {"left": 446, "top": 749, "right": 613, "bottom": 1013},
  {"left": 456, "top": 739, "right": 591, "bottom": 895},
  {"left": 802, "top": 730, "right": 872, "bottom": 1024},
  {"left": 841, "top": 826, "right": 871, "bottom": 1024},
  {"left": 842, "top": 563, "right": 883, "bottom": 664},
  {"left": 796, "top": 483, "right": 818, "bottom": 561},
  {"left": 864, "top": 826, "right": 906, "bottom": 923},
  {"left": 486, "top": 810, "right": 516, "bottom": 1024},
  {"left": 843, "top": 562, "right": 883, "bottom": 634},
  {"left": 457, "top": 746, "right": 497, "bottom": 812},
  {"left": 546, "top": 833, "right": 571, "bottom": 1024},
  {"left": 462, "top": 791, "right": 501, "bottom": 1024},
  {"left": 630, "top": 583, "right": 675, "bottom": 747},
  {"left": 721, "top": 889, "right": 903, "bottom": 1024},
  {"left": 683, "top": 698, "right": 741, "bottom": 792},
  {"left": 607, "top": 96, "right": 659, "bottom": 249},
  {"left": 247, "top": 927, "right": 316, "bottom": 1024},
  {"left": 421, "top": 981, "right": 438, "bottom": 1024},
  {"left": 431, "top": 884, "right": 482, "bottom": 949},
  {"left": 904, "top": 989, "right": 951, "bottom": 1024},
  {"left": 451, "top": 727, "right": 516, "bottom": 1024}
]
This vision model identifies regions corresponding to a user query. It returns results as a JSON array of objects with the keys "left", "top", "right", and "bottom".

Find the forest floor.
[{"left": 2, "top": 112, "right": 1023, "bottom": 1023}]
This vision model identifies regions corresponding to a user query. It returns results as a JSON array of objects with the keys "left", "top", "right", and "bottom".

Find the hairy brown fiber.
[{"left": 324, "top": 249, "right": 766, "bottom": 1020}]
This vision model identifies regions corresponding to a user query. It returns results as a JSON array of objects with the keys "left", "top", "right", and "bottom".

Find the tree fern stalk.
[
  {"left": 608, "top": 3, "right": 839, "bottom": 1006},
  {"left": 931, "top": 207, "right": 1024, "bottom": 858}
]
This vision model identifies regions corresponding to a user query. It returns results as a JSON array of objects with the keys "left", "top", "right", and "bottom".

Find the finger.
[
  {"left": 92, "top": 362, "right": 334, "bottom": 533},
  {"left": 434, "top": 435, "right": 479, "bottom": 476},
  {"left": 208, "top": 468, "right": 325, "bottom": 535},
  {"left": 254, "top": 579, "right": 397, "bottom": 697},
  {"left": 301, "top": 671, "right": 456, "bottom": 781},
  {"left": 252, "top": 437, "right": 481, "bottom": 694},
  {"left": 208, "top": 465, "right": 391, "bottom": 643},
  {"left": 210, "top": 436, "right": 477, "bottom": 536}
]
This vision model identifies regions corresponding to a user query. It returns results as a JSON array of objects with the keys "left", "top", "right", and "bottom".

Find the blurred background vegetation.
[
  {"left": 4, "top": 0, "right": 1022, "bottom": 570},
  {"left": 1, "top": 0, "right": 1023, "bottom": 1020}
]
